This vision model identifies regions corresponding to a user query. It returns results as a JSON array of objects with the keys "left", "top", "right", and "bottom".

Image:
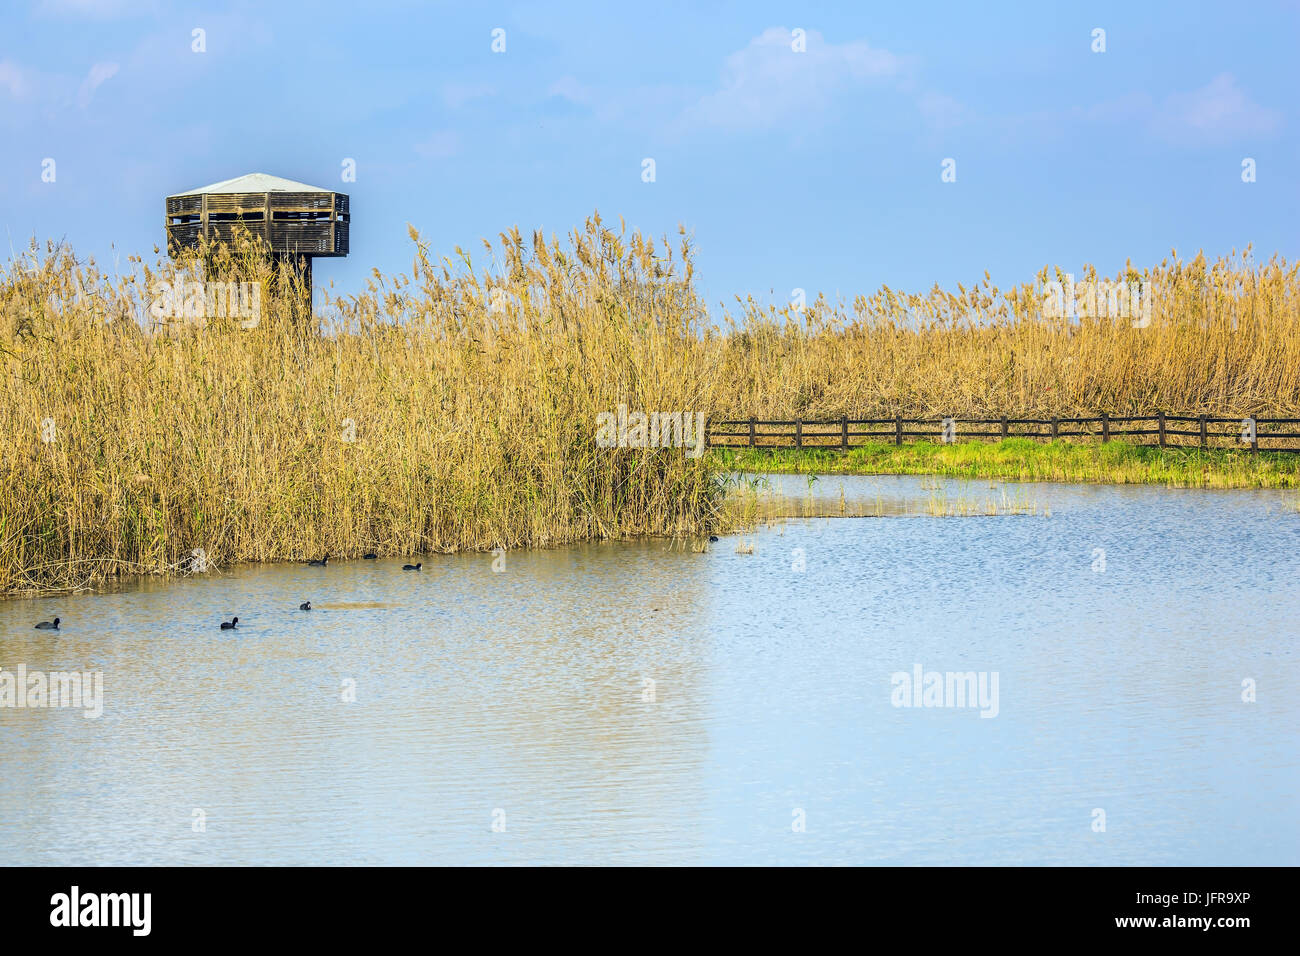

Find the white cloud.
[
  {"left": 1070, "top": 75, "right": 1281, "bottom": 145},
  {"left": 0, "top": 60, "right": 30, "bottom": 99},
  {"left": 539, "top": 74, "right": 687, "bottom": 125},
  {"left": 442, "top": 82, "right": 495, "bottom": 110},
  {"left": 1152, "top": 73, "right": 1281, "bottom": 143},
  {"left": 414, "top": 130, "right": 461, "bottom": 159},
  {"left": 36, "top": 0, "right": 155, "bottom": 17},
  {"left": 917, "top": 92, "right": 974, "bottom": 131},
  {"left": 77, "top": 61, "right": 119, "bottom": 108},
  {"left": 547, "top": 76, "right": 595, "bottom": 107},
  {"left": 684, "top": 27, "right": 904, "bottom": 131},
  {"left": 1081, "top": 91, "right": 1153, "bottom": 124}
]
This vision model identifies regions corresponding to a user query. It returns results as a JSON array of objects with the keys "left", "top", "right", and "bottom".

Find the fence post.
[
  {"left": 795, "top": 418, "right": 802, "bottom": 449},
  {"left": 841, "top": 414, "right": 848, "bottom": 451},
  {"left": 1051, "top": 417, "right": 1059, "bottom": 441},
  {"left": 1157, "top": 410, "right": 1166, "bottom": 448},
  {"left": 1101, "top": 412, "right": 1110, "bottom": 443},
  {"left": 1199, "top": 415, "right": 1207, "bottom": 448},
  {"left": 1000, "top": 416, "right": 1008, "bottom": 440},
  {"left": 895, "top": 414, "right": 903, "bottom": 446},
  {"left": 1252, "top": 416, "right": 1259, "bottom": 453},
  {"left": 748, "top": 417, "right": 756, "bottom": 448}
]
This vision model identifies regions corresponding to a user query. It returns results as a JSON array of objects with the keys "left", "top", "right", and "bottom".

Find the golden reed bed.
[
  {"left": 2, "top": 213, "right": 1297, "bottom": 591},
  {"left": 714, "top": 251, "right": 1300, "bottom": 420}
]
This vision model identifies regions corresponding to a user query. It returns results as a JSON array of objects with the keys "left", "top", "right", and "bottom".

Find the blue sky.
[{"left": 2, "top": 0, "right": 1297, "bottom": 311}]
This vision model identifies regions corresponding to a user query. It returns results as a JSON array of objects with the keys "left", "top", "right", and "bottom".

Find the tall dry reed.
[
  {"left": 714, "top": 251, "right": 1300, "bottom": 418},
  {"left": 3, "top": 220, "right": 1297, "bottom": 594},
  {"left": 0, "top": 214, "right": 721, "bottom": 593}
]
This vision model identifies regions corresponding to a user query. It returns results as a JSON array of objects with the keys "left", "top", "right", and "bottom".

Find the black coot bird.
[
  {"left": 402, "top": 562, "right": 422, "bottom": 571},
  {"left": 307, "top": 554, "right": 329, "bottom": 567},
  {"left": 709, "top": 535, "right": 719, "bottom": 542},
  {"left": 220, "top": 617, "right": 239, "bottom": 630},
  {"left": 299, "top": 602, "right": 312, "bottom": 611},
  {"left": 363, "top": 553, "right": 378, "bottom": 560},
  {"left": 35, "top": 617, "right": 60, "bottom": 630}
]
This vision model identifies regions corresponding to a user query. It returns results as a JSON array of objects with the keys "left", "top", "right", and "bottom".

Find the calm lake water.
[{"left": 1, "top": 475, "right": 1297, "bottom": 865}]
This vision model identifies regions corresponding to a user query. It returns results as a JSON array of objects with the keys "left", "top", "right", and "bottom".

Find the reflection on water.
[{"left": 1, "top": 475, "right": 1296, "bottom": 865}]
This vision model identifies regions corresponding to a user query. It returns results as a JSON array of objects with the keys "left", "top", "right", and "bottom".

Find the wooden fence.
[{"left": 707, "top": 414, "right": 1300, "bottom": 453}]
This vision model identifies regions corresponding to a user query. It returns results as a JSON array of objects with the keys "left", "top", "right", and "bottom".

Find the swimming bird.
[
  {"left": 402, "top": 562, "right": 422, "bottom": 571},
  {"left": 307, "top": 554, "right": 329, "bottom": 567},
  {"left": 34, "top": 617, "right": 60, "bottom": 630},
  {"left": 709, "top": 535, "right": 719, "bottom": 542},
  {"left": 363, "top": 553, "right": 378, "bottom": 560},
  {"left": 220, "top": 617, "right": 239, "bottom": 630},
  {"left": 299, "top": 602, "right": 311, "bottom": 611}
]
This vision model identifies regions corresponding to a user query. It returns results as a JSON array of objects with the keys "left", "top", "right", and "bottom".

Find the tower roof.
[{"left": 172, "top": 172, "right": 333, "bottom": 196}]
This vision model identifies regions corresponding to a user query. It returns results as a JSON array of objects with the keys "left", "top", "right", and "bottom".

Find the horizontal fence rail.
[{"left": 706, "top": 414, "right": 1300, "bottom": 453}]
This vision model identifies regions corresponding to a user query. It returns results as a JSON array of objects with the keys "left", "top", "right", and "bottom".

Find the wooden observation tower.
[{"left": 165, "top": 172, "right": 349, "bottom": 315}]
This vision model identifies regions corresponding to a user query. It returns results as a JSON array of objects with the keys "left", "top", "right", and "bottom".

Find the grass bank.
[{"left": 714, "top": 439, "right": 1300, "bottom": 489}]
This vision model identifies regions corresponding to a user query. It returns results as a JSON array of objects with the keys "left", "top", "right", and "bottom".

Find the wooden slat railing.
[{"left": 707, "top": 414, "right": 1300, "bottom": 452}]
